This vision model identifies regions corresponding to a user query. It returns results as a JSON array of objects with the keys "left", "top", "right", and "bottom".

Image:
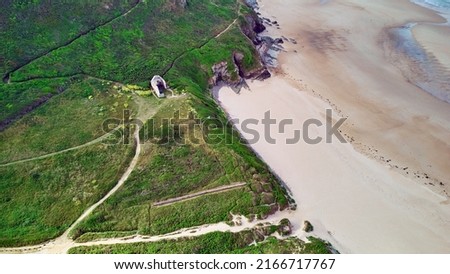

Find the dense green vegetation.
[
  {"left": 166, "top": 26, "right": 261, "bottom": 91},
  {"left": 69, "top": 230, "right": 332, "bottom": 254},
  {"left": 0, "top": 142, "right": 134, "bottom": 247},
  {"left": 0, "top": 0, "right": 301, "bottom": 252},
  {"left": 8, "top": 0, "right": 240, "bottom": 84},
  {"left": 71, "top": 94, "right": 286, "bottom": 239},
  {"left": 0, "top": 0, "right": 139, "bottom": 76},
  {"left": 0, "top": 78, "right": 69, "bottom": 122},
  {"left": 0, "top": 78, "right": 137, "bottom": 163}
]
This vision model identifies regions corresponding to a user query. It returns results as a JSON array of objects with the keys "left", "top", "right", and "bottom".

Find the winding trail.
[
  {"left": 0, "top": 124, "right": 142, "bottom": 254},
  {"left": 0, "top": 95, "right": 171, "bottom": 254},
  {"left": 215, "top": 18, "right": 238, "bottom": 39},
  {"left": 3, "top": 209, "right": 298, "bottom": 253},
  {"left": 0, "top": 179, "right": 296, "bottom": 254},
  {"left": 0, "top": 126, "right": 121, "bottom": 167},
  {"left": 161, "top": 2, "right": 240, "bottom": 77},
  {"left": 67, "top": 125, "right": 142, "bottom": 234},
  {"left": 71, "top": 210, "right": 298, "bottom": 251},
  {"left": 0, "top": 0, "right": 288, "bottom": 254},
  {"left": 153, "top": 182, "right": 247, "bottom": 207}
]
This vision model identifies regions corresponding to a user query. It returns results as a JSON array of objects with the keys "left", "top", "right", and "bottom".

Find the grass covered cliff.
[{"left": 0, "top": 0, "right": 331, "bottom": 254}]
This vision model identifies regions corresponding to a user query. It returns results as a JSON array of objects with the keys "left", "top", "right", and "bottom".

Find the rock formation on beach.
[
  {"left": 233, "top": 51, "right": 271, "bottom": 80},
  {"left": 240, "top": 1, "right": 284, "bottom": 67},
  {"left": 278, "top": 218, "right": 293, "bottom": 236},
  {"left": 210, "top": 61, "right": 242, "bottom": 88},
  {"left": 241, "top": 11, "right": 266, "bottom": 45},
  {"left": 303, "top": 221, "right": 314, "bottom": 233},
  {"left": 244, "top": 0, "right": 258, "bottom": 10},
  {"left": 210, "top": 0, "right": 280, "bottom": 91}
]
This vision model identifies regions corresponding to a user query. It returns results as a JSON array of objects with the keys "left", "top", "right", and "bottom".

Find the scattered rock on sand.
[
  {"left": 278, "top": 218, "right": 293, "bottom": 236},
  {"left": 274, "top": 38, "right": 284, "bottom": 44},
  {"left": 303, "top": 220, "right": 314, "bottom": 232}
]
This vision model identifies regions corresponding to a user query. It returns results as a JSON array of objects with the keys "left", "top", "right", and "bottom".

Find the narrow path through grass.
[
  {"left": 0, "top": 126, "right": 121, "bottom": 167},
  {"left": 153, "top": 182, "right": 247, "bottom": 207},
  {"left": 161, "top": 0, "right": 241, "bottom": 77}
]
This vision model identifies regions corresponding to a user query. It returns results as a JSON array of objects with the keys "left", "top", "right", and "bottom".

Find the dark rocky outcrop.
[
  {"left": 210, "top": 0, "right": 290, "bottom": 91},
  {"left": 303, "top": 220, "right": 314, "bottom": 233},
  {"left": 233, "top": 51, "right": 271, "bottom": 81},
  {"left": 244, "top": 0, "right": 259, "bottom": 10},
  {"left": 256, "top": 36, "right": 284, "bottom": 67},
  {"left": 278, "top": 218, "right": 293, "bottom": 236},
  {"left": 239, "top": 3, "right": 284, "bottom": 68},
  {"left": 240, "top": 10, "right": 266, "bottom": 45},
  {"left": 210, "top": 51, "right": 270, "bottom": 91},
  {"left": 274, "top": 37, "right": 283, "bottom": 44},
  {"left": 210, "top": 61, "right": 244, "bottom": 90}
]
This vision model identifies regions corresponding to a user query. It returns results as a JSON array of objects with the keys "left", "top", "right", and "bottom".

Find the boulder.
[
  {"left": 233, "top": 51, "right": 271, "bottom": 81},
  {"left": 244, "top": 0, "right": 258, "bottom": 9},
  {"left": 303, "top": 220, "right": 314, "bottom": 232},
  {"left": 278, "top": 218, "right": 293, "bottom": 236},
  {"left": 210, "top": 61, "right": 243, "bottom": 89},
  {"left": 241, "top": 13, "right": 266, "bottom": 45}
]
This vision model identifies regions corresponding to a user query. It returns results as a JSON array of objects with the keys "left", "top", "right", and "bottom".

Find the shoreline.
[
  {"left": 383, "top": 23, "right": 450, "bottom": 104},
  {"left": 259, "top": 0, "right": 450, "bottom": 195},
  {"left": 216, "top": 77, "right": 450, "bottom": 253},
  {"left": 384, "top": 0, "right": 450, "bottom": 103},
  {"left": 411, "top": 0, "right": 450, "bottom": 23},
  {"left": 216, "top": 0, "right": 450, "bottom": 253}
]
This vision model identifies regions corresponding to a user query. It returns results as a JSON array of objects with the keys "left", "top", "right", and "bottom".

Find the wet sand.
[
  {"left": 413, "top": 23, "right": 450, "bottom": 71},
  {"left": 217, "top": 0, "right": 450, "bottom": 253}
]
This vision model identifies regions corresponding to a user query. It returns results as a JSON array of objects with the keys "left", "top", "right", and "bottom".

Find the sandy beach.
[
  {"left": 413, "top": 23, "right": 450, "bottom": 72},
  {"left": 217, "top": 0, "right": 450, "bottom": 253}
]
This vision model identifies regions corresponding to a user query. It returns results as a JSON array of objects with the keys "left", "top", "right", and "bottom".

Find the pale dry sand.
[
  {"left": 217, "top": 0, "right": 450, "bottom": 253},
  {"left": 217, "top": 78, "right": 450, "bottom": 253}
]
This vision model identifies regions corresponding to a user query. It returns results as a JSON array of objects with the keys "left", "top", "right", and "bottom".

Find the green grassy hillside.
[{"left": 0, "top": 0, "right": 313, "bottom": 253}]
